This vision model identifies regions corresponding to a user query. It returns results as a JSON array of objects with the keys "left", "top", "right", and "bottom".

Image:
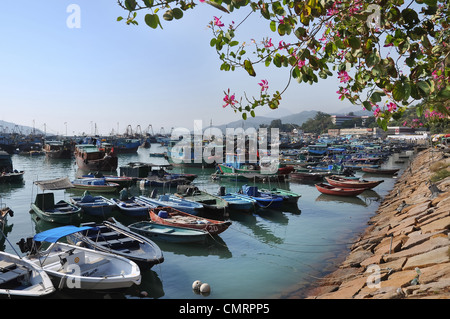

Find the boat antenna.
[{"left": 0, "top": 227, "right": 23, "bottom": 259}]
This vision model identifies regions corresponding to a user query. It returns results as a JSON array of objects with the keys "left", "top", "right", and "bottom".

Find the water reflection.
[{"left": 315, "top": 193, "right": 368, "bottom": 207}]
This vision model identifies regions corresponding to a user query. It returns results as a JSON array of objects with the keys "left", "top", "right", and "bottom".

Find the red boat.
[
  {"left": 149, "top": 206, "right": 231, "bottom": 235},
  {"left": 315, "top": 183, "right": 366, "bottom": 196},
  {"left": 325, "top": 175, "right": 384, "bottom": 189},
  {"left": 362, "top": 167, "right": 399, "bottom": 175}
]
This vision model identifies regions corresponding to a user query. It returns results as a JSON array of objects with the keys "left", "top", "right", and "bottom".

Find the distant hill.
[
  {"left": 215, "top": 110, "right": 319, "bottom": 131},
  {"left": 0, "top": 120, "right": 44, "bottom": 135}
]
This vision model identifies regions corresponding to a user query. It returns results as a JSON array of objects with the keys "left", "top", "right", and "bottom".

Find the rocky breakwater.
[{"left": 307, "top": 147, "right": 450, "bottom": 299}]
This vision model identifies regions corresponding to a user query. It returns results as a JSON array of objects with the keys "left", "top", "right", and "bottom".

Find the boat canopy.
[
  {"left": 34, "top": 225, "right": 93, "bottom": 242},
  {"left": 34, "top": 177, "right": 74, "bottom": 190}
]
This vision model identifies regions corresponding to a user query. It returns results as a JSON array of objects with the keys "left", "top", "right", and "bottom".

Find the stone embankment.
[{"left": 307, "top": 147, "right": 450, "bottom": 299}]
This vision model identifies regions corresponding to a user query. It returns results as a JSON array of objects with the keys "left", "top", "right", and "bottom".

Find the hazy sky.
[{"left": 0, "top": 0, "right": 354, "bottom": 136}]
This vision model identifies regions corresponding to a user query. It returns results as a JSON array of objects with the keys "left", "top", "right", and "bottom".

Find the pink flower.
[
  {"left": 258, "top": 79, "right": 269, "bottom": 92},
  {"left": 223, "top": 89, "right": 237, "bottom": 108},
  {"left": 386, "top": 102, "right": 397, "bottom": 112},
  {"left": 214, "top": 16, "right": 224, "bottom": 27},
  {"left": 264, "top": 38, "right": 273, "bottom": 48},
  {"left": 373, "top": 107, "right": 381, "bottom": 118},
  {"left": 199, "top": 0, "right": 205, "bottom": 2},
  {"left": 338, "top": 70, "right": 351, "bottom": 83},
  {"left": 298, "top": 60, "right": 306, "bottom": 68},
  {"left": 402, "top": 121, "right": 408, "bottom": 126},
  {"left": 336, "top": 88, "right": 348, "bottom": 100}
]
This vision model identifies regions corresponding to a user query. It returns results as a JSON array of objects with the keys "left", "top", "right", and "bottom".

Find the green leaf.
[
  {"left": 244, "top": 59, "right": 256, "bottom": 77},
  {"left": 392, "top": 81, "right": 405, "bottom": 101},
  {"left": 348, "top": 37, "right": 361, "bottom": 50},
  {"left": 362, "top": 101, "right": 372, "bottom": 111},
  {"left": 417, "top": 81, "right": 431, "bottom": 96},
  {"left": 242, "top": 113, "right": 247, "bottom": 120},
  {"left": 145, "top": 14, "right": 161, "bottom": 29},
  {"left": 117, "top": 16, "right": 124, "bottom": 21},
  {"left": 143, "top": 0, "right": 154, "bottom": 7},
  {"left": 172, "top": 8, "right": 183, "bottom": 19},
  {"left": 125, "top": 0, "right": 137, "bottom": 11},
  {"left": 270, "top": 21, "right": 276, "bottom": 32},
  {"left": 163, "top": 10, "right": 174, "bottom": 21}
]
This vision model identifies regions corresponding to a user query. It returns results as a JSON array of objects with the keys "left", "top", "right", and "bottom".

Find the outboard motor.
[
  {"left": 218, "top": 186, "right": 226, "bottom": 196},
  {"left": 17, "top": 237, "right": 41, "bottom": 255}
]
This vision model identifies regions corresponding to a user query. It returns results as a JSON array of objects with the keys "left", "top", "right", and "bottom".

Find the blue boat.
[
  {"left": 137, "top": 194, "right": 204, "bottom": 215},
  {"left": 111, "top": 196, "right": 155, "bottom": 217},
  {"left": 217, "top": 187, "right": 257, "bottom": 212},
  {"left": 241, "top": 185, "right": 284, "bottom": 209},
  {"left": 70, "top": 192, "right": 116, "bottom": 217},
  {"left": 127, "top": 220, "right": 210, "bottom": 244}
]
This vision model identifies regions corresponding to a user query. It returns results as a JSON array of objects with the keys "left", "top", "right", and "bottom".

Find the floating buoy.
[
  {"left": 192, "top": 280, "right": 202, "bottom": 290},
  {"left": 200, "top": 283, "right": 210, "bottom": 294}
]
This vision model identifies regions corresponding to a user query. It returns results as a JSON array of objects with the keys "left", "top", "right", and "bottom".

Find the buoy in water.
[
  {"left": 200, "top": 283, "right": 210, "bottom": 294},
  {"left": 192, "top": 280, "right": 202, "bottom": 290}
]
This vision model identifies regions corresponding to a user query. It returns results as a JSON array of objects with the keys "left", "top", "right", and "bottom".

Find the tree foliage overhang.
[{"left": 118, "top": 0, "right": 449, "bottom": 130}]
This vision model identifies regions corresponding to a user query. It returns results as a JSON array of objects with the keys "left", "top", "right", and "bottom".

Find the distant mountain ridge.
[
  {"left": 0, "top": 120, "right": 44, "bottom": 135},
  {"left": 215, "top": 107, "right": 372, "bottom": 131}
]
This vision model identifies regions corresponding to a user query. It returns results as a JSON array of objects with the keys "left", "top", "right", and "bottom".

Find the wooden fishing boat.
[
  {"left": 175, "top": 185, "right": 228, "bottom": 213},
  {"left": 111, "top": 196, "right": 155, "bottom": 217},
  {"left": 315, "top": 183, "right": 366, "bottom": 196},
  {"left": 289, "top": 171, "right": 327, "bottom": 182},
  {"left": 0, "top": 251, "right": 55, "bottom": 298},
  {"left": 43, "top": 140, "right": 73, "bottom": 159},
  {"left": 219, "top": 193, "right": 257, "bottom": 212},
  {"left": 325, "top": 175, "right": 384, "bottom": 190},
  {"left": 70, "top": 192, "right": 116, "bottom": 217},
  {"left": 74, "top": 144, "right": 118, "bottom": 172},
  {"left": 362, "top": 167, "right": 400, "bottom": 175},
  {"left": 137, "top": 194, "right": 204, "bottom": 215},
  {"left": 18, "top": 226, "right": 141, "bottom": 290},
  {"left": 241, "top": 185, "right": 284, "bottom": 209},
  {"left": 128, "top": 220, "right": 210, "bottom": 244},
  {"left": 67, "top": 220, "right": 164, "bottom": 269},
  {"left": 71, "top": 178, "right": 121, "bottom": 193},
  {"left": 149, "top": 206, "right": 232, "bottom": 235}
]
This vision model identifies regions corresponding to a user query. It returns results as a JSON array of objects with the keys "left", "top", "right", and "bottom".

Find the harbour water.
[{"left": 0, "top": 144, "right": 410, "bottom": 299}]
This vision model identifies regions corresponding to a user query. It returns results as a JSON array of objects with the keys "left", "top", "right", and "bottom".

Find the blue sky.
[{"left": 0, "top": 0, "right": 353, "bottom": 136}]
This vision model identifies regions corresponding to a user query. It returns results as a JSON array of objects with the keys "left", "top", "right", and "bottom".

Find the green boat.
[
  {"left": 259, "top": 188, "right": 301, "bottom": 204},
  {"left": 175, "top": 185, "right": 228, "bottom": 213},
  {"left": 31, "top": 177, "right": 81, "bottom": 224},
  {"left": 31, "top": 193, "right": 81, "bottom": 224}
]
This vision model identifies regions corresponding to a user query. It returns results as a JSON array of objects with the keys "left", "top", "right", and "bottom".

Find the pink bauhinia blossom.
[
  {"left": 338, "top": 70, "right": 351, "bottom": 83},
  {"left": 214, "top": 16, "right": 224, "bottom": 27},
  {"left": 223, "top": 89, "right": 237, "bottom": 108},
  {"left": 259, "top": 79, "right": 269, "bottom": 92}
]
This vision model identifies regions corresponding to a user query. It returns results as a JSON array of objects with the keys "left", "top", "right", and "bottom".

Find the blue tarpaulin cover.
[{"left": 34, "top": 225, "right": 93, "bottom": 242}]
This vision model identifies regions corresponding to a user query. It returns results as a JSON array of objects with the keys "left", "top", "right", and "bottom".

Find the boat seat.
[
  {"left": 0, "top": 263, "right": 29, "bottom": 284},
  {"left": 118, "top": 237, "right": 140, "bottom": 249}
]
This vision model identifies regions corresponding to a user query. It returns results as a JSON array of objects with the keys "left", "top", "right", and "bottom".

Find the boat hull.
[
  {"left": 325, "top": 176, "right": 384, "bottom": 189},
  {"left": 128, "top": 221, "right": 209, "bottom": 244},
  {"left": 315, "top": 183, "right": 366, "bottom": 196},
  {"left": 149, "top": 207, "right": 231, "bottom": 235}
]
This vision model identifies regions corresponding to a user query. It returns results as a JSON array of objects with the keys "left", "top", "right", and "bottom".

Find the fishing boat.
[
  {"left": 241, "top": 185, "right": 284, "bottom": 209},
  {"left": 259, "top": 188, "right": 301, "bottom": 204},
  {"left": 0, "top": 251, "right": 55, "bottom": 298},
  {"left": 217, "top": 187, "right": 257, "bottom": 212},
  {"left": 128, "top": 220, "right": 210, "bottom": 244},
  {"left": 17, "top": 226, "right": 141, "bottom": 290},
  {"left": 81, "top": 173, "right": 134, "bottom": 188},
  {"left": 149, "top": 206, "right": 232, "bottom": 235},
  {"left": 137, "top": 194, "right": 204, "bottom": 215},
  {"left": 43, "top": 140, "right": 73, "bottom": 159},
  {"left": 70, "top": 192, "right": 116, "bottom": 217},
  {"left": 362, "top": 167, "right": 400, "bottom": 175},
  {"left": 67, "top": 220, "right": 164, "bottom": 269},
  {"left": 71, "top": 178, "right": 121, "bottom": 193},
  {"left": 325, "top": 175, "right": 384, "bottom": 190},
  {"left": 314, "top": 183, "right": 366, "bottom": 196},
  {"left": 175, "top": 185, "right": 229, "bottom": 213},
  {"left": 111, "top": 196, "right": 155, "bottom": 217},
  {"left": 0, "top": 150, "right": 24, "bottom": 183},
  {"left": 31, "top": 178, "right": 82, "bottom": 224},
  {"left": 74, "top": 143, "right": 118, "bottom": 172},
  {"left": 289, "top": 171, "right": 327, "bottom": 182}
]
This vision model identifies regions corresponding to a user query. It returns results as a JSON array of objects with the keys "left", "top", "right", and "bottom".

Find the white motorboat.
[
  {"left": 17, "top": 226, "right": 141, "bottom": 291},
  {"left": 0, "top": 251, "right": 55, "bottom": 298}
]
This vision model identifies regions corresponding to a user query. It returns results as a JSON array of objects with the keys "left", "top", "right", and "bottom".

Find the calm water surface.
[{"left": 0, "top": 144, "right": 411, "bottom": 299}]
